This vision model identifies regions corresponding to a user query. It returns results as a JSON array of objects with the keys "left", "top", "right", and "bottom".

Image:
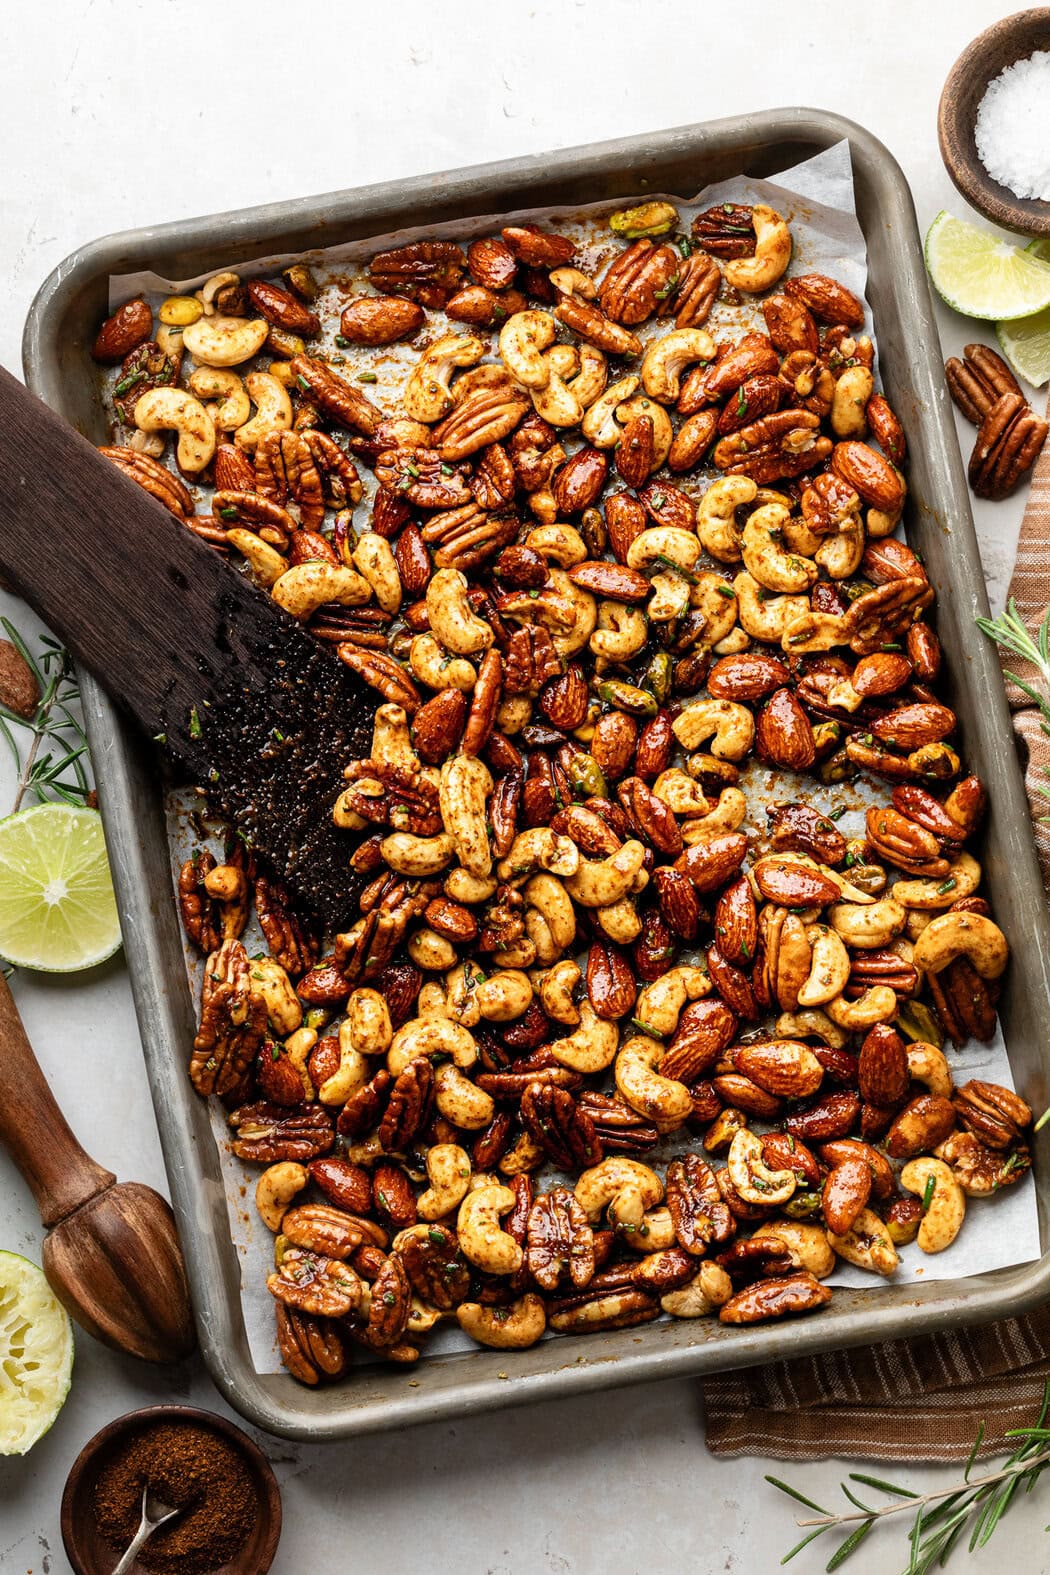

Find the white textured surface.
[{"left": 0, "top": 2, "right": 1044, "bottom": 1571}]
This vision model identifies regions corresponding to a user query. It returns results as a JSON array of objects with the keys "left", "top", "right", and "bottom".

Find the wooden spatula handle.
[{"left": 0, "top": 973, "right": 114, "bottom": 1226}]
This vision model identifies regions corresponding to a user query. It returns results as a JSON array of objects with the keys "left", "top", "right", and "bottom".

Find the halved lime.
[
  {"left": 925, "top": 211, "right": 1050, "bottom": 320},
  {"left": 0, "top": 804, "right": 121, "bottom": 971},
  {"left": 0, "top": 1250, "right": 73, "bottom": 1454},
  {"left": 996, "top": 240, "right": 1050, "bottom": 387}
]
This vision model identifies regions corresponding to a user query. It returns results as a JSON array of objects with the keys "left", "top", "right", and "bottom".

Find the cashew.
[
  {"left": 593, "top": 897, "right": 644, "bottom": 944},
  {"left": 622, "top": 1207, "right": 677, "bottom": 1252},
  {"left": 233, "top": 371, "right": 293, "bottom": 451},
  {"left": 550, "top": 1001, "right": 619, "bottom": 1073},
  {"left": 727, "top": 1128, "right": 797, "bottom": 1206},
  {"left": 127, "top": 429, "right": 166, "bottom": 459},
  {"left": 741, "top": 503, "right": 818, "bottom": 594},
  {"left": 581, "top": 374, "right": 641, "bottom": 446},
  {"left": 626, "top": 525, "right": 702, "bottom": 576},
  {"left": 457, "top": 1293, "right": 546, "bottom": 1349},
  {"left": 906, "top": 1042, "right": 952, "bottom": 1099},
  {"left": 498, "top": 829, "right": 580, "bottom": 882},
  {"left": 724, "top": 204, "right": 792, "bottom": 292},
  {"left": 474, "top": 970, "right": 532, "bottom": 1022},
  {"left": 352, "top": 533, "right": 402, "bottom": 615},
  {"left": 387, "top": 1015, "right": 477, "bottom": 1075},
  {"left": 797, "top": 926, "right": 851, "bottom": 1007},
  {"left": 525, "top": 874, "right": 578, "bottom": 967},
  {"left": 672, "top": 698, "right": 754, "bottom": 760},
  {"left": 900, "top": 1157, "right": 966, "bottom": 1254},
  {"left": 343, "top": 989, "right": 392, "bottom": 1057},
  {"left": 378, "top": 831, "right": 456, "bottom": 876},
  {"left": 272, "top": 561, "right": 372, "bottom": 620},
  {"left": 634, "top": 966, "right": 711, "bottom": 1037},
  {"left": 653, "top": 769, "right": 710, "bottom": 817},
  {"left": 434, "top": 1062, "right": 495, "bottom": 1130},
  {"left": 912, "top": 911, "right": 1008, "bottom": 980},
  {"left": 680, "top": 787, "right": 748, "bottom": 844},
  {"left": 318, "top": 1024, "right": 369, "bottom": 1105},
  {"left": 761, "top": 1221, "right": 836, "bottom": 1278},
  {"left": 539, "top": 958, "right": 582, "bottom": 1025},
  {"left": 187, "top": 366, "right": 251, "bottom": 432},
  {"left": 498, "top": 1133, "right": 545, "bottom": 1175},
  {"left": 499, "top": 310, "right": 557, "bottom": 389},
  {"left": 590, "top": 601, "right": 648, "bottom": 663},
  {"left": 660, "top": 1262, "right": 733, "bottom": 1317},
  {"left": 829, "top": 898, "right": 906, "bottom": 949},
  {"left": 549, "top": 568, "right": 597, "bottom": 657},
  {"left": 780, "top": 608, "right": 853, "bottom": 654},
  {"left": 688, "top": 572, "right": 739, "bottom": 647},
  {"left": 531, "top": 351, "right": 584, "bottom": 426},
  {"left": 615, "top": 1036, "right": 694, "bottom": 1132},
  {"left": 526, "top": 522, "right": 588, "bottom": 567},
  {"left": 226, "top": 528, "right": 287, "bottom": 587},
  {"left": 133, "top": 387, "right": 216, "bottom": 473},
  {"left": 248, "top": 956, "right": 303, "bottom": 1036},
  {"left": 255, "top": 1162, "right": 307, "bottom": 1232},
  {"left": 697, "top": 477, "right": 756, "bottom": 563},
  {"left": 827, "top": 1206, "right": 900, "bottom": 1277},
  {"left": 410, "top": 633, "right": 477, "bottom": 692},
  {"left": 564, "top": 840, "right": 647, "bottom": 908},
  {"left": 776, "top": 1008, "right": 848, "bottom": 1049},
  {"left": 439, "top": 754, "right": 493, "bottom": 878},
  {"left": 815, "top": 514, "right": 865, "bottom": 580},
  {"left": 404, "top": 333, "right": 486, "bottom": 422},
  {"left": 551, "top": 265, "right": 597, "bottom": 298},
  {"left": 830, "top": 365, "right": 874, "bottom": 438},
  {"left": 182, "top": 312, "right": 269, "bottom": 367},
  {"left": 647, "top": 569, "right": 690, "bottom": 623},
  {"left": 370, "top": 704, "right": 418, "bottom": 771},
  {"left": 640, "top": 327, "right": 716, "bottom": 403},
  {"left": 198, "top": 270, "right": 240, "bottom": 313},
  {"left": 426, "top": 568, "right": 494, "bottom": 657},
  {"left": 893, "top": 853, "right": 981, "bottom": 911},
  {"left": 575, "top": 1157, "right": 664, "bottom": 1228},
  {"left": 565, "top": 343, "right": 608, "bottom": 410},
  {"left": 456, "top": 1185, "right": 523, "bottom": 1273},
  {"left": 825, "top": 986, "right": 898, "bottom": 1029},
  {"left": 280, "top": 1027, "right": 317, "bottom": 1101},
  {"left": 734, "top": 571, "right": 809, "bottom": 642},
  {"left": 409, "top": 927, "right": 459, "bottom": 971},
  {"left": 446, "top": 868, "right": 497, "bottom": 905}
]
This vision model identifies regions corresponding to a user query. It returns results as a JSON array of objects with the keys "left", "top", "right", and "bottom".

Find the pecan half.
[
  {"left": 230, "top": 1102, "right": 334, "bottom": 1163},
  {"left": 526, "top": 1186, "right": 595, "bottom": 1291},
  {"left": 274, "top": 1302, "right": 349, "bottom": 1385},
  {"left": 190, "top": 939, "right": 267, "bottom": 1097},
  {"left": 666, "top": 1153, "right": 735, "bottom": 1253},
  {"left": 268, "top": 1249, "right": 364, "bottom": 1318}
]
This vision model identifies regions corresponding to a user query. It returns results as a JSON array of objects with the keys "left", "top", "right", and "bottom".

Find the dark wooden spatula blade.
[{"left": 0, "top": 365, "right": 375, "bottom": 928}]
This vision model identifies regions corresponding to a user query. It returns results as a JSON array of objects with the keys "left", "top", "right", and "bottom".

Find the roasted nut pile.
[{"left": 94, "top": 196, "right": 1032, "bottom": 1383}]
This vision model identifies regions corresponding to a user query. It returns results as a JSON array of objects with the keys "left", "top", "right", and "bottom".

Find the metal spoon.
[{"left": 110, "top": 1482, "right": 181, "bottom": 1575}]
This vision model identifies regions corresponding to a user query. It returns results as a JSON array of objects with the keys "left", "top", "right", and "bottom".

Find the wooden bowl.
[
  {"left": 938, "top": 8, "right": 1050, "bottom": 235},
  {"left": 60, "top": 1405, "right": 281, "bottom": 1575}
]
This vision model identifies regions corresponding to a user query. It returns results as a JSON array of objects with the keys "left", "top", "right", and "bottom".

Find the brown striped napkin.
[{"left": 703, "top": 395, "right": 1050, "bottom": 1463}]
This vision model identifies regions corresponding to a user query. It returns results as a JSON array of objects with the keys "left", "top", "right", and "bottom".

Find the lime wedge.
[
  {"left": 0, "top": 1250, "right": 73, "bottom": 1454},
  {"left": 996, "top": 240, "right": 1050, "bottom": 387},
  {"left": 925, "top": 211, "right": 1050, "bottom": 320},
  {"left": 0, "top": 804, "right": 121, "bottom": 971}
]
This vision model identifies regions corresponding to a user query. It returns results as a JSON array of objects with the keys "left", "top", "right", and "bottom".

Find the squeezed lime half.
[{"left": 0, "top": 1250, "right": 73, "bottom": 1454}]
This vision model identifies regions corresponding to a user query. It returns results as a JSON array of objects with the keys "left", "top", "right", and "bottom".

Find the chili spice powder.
[{"left": 93, "top": 1419, "right": 256, "bottom": 1573}]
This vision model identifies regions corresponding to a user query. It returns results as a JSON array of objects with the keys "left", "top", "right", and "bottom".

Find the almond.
[
  {"left": 851, "top": 651, "right": 913, "bottom": 697},
  {"left": 467, "top": 236, "right": 519, "bottom": 289},
  {"left": 393, "top": 522, "right": 433, "bottom": 596},
  {"left": 339, "top": 295, "right": 426, "bottom": 345},
  {"left": 605, "top": 491, "right": 648, "bottom": 564},
  {"left": 676, "top": 832, "right": 749, "bottom": 894},
  {"left": 831, "top": 440, "right": 905, "bottom": 513},
  {"left": 755, "top": 688, "right": 816, "bottom": 771},
  {"left": 870, "top": 701, "right": 955, "bottom": 751},
  {"left": 502, "top": 225, "right": 575, "bottom": 267},
  {"left": 618, "top": 777, "right": 682, "bottom": 856},
  {"left": 734, "top": 1040, "right": 824, "bottom": 1099},
  {"left": 586, "top": 941, "right": 637, "bottom": 1020},
  {"left": 0, "top": 640, "right": 40, "bottom": 719},
  {"left": 661, "top": 998, "right": 737, "bottom": 1082},
  {"left": 91, "top": 298, "right": 153, "bottom": 363},
  {"left": 822, "top": 1158, "right": 872, "bottom": 1235},
  {"left": 784, "top": 1090, "right": 862, "bottom": 1142},
  {"left": 885, "top": 1094, "right": 957, "bottom": 1159},
  {"left": 539, "top": 664, "right": 589, "bottom": 731},
  {"left": 634, "top": 711, "right": 673, "bottom": 781},
  {"left": 247, "top": 279, "right": 320, "bottom": 336},
  {"left": 751, "top": 856, "right": 839, "bottom": 908},
  {"left": 708, "top": 652, "right": 790, "bottom": 702},
  {"left": 784, "top": 273, "right": 865, "bottom": 327},
  {"left": 568, "top": 561, "right": 650, "bottom": 603},
  {"left": 653, "top": 867, "right": 701, "bottom": 941},
  {"left": 411, "top": 689, "right": 468, "bottom": 763},
  {"left": 552, "top": 447, "right": 609, "bottom": 514},
  {"left": 616, "top": 413, "right": 655, "bottom": 487},
  {"left": 713, "top": 875, "right": 757, "bottom": 966},
  {"left": 761, "top": 293, "right": 819, "bottom": 355},
  {"left": 590, "top": 712, "right": 638, "bottom": 782}
]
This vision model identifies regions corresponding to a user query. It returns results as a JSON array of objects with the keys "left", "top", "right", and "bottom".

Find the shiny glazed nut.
[{"left": 719, "top": 1271, "right": 832, "bottom": 1324}]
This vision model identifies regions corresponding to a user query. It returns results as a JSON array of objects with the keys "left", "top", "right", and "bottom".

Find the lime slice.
[
  {"left": 996, "top": 240, "right": 1050, "bottom": 387},
  {"left": 0, "top": 1250, "right": 73, "bottom": 1454},
  {"left": 0, "top": 804, "right": 121, "bottom": 971},
  {"left": 925, "top": 211, "right": 1050, "bottom": 320}
]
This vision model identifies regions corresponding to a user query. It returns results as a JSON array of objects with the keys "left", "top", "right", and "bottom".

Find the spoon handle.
[
  {"left": 111, "top": 1520, "right": 155, "bottom": 1575},
  {"left": 0, "top": 972, "right": 114, "bottom": 1227}
]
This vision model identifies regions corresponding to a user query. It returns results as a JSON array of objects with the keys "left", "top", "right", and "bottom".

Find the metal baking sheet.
[{"left": 22, "top": 109, "right": 1050, "bottom": 1441}]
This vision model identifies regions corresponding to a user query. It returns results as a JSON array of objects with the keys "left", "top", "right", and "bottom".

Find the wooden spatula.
[{"left": 0, "top": 364, "right": 376, "bottom": 931}]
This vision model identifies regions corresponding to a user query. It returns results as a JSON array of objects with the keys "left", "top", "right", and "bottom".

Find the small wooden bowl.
[
  {"left": 938, "top": 8, "right": 1050, "bottom": 235},
  {"left": 60, "top": 1405, "right": 282, "bottom": 1575}
]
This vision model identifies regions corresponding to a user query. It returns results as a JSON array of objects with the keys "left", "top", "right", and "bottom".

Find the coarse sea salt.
[{"left": 975, "top": 50, "right": 1050, "bottom": 201}]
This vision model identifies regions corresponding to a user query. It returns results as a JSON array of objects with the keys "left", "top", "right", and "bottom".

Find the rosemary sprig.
[
  {"left": 976, "top": 599, "right": 1050, "bottom": 820},
  {"left": 769, "top": 1381, "right": 1050, "bottom": 1570},
  {"left": 0, "top": 620, "right": 92, "bottom": 811}
]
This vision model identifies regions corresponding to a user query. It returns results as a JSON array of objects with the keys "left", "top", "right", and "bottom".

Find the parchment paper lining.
[{"left": 109, "top": 144, "right": 1038, "bottom": 1373}]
